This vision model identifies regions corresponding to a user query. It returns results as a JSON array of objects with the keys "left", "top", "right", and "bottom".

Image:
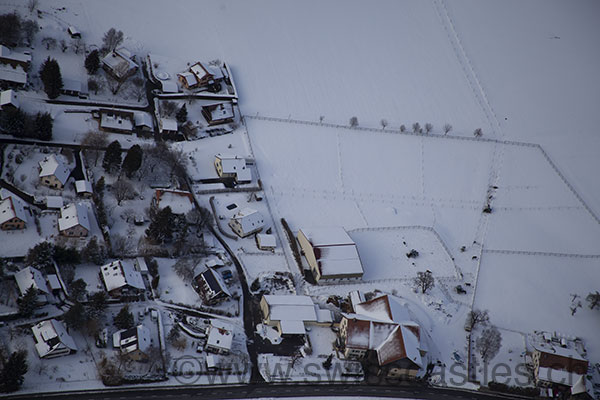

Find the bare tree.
[
  {"left": 102, "top": 28, "right": 124, "bottom": 52},
  {"left": 399, "top": 124, "right": 406, "bottom": 132},
  {"left": 41, "top": 37, "right": 57, "bottom": 50},
  {"left": 186, "top": 207, "right": 211, "bottom": 230},
  {"left": 349, "top": 116, "right": 359, "bottom": 128},
  {"left": 161, "top": 101, "right": 178, "bottom": 117},
  {"left": 106, "top": 62, "right": 130, "bottom": 94},
  {"left": 60, "top": 39, "right": 68, "bottom": 52},
  {"left": 112, "top": 179, "right": 133, "bottom": 205},
  {"left": 473, "top": 128, "right": 483, "bottom": 138},
  {"left": 87, "top": 78, "right": 100, "bottom": 95},
  {"left": 443, "top": 123, "right": 453, "bottom": 135},
  {"left": 319, "top": 115, "right": 325, "bottom": 124},
  {"left": 587, "top": 291, "right": 600, "bottom": 310},
  {"left": 71, "top": 38, "right": 83, "bottom": 54},
  {"left": 414, "top": 270, "right": 434, "bottom": 294},
  {"left": 380, "top": 119, "right": 388, "bottom": 130},
  {"left": 424, "top": 123, "right": 433, "bottom": 133},
  {"left": 81, "top": 131, "right": 108, "bottom": 167},
  {"left": 173, "top": 258, "right": 196, "bottom": 281},
  {"left": 476, "top": 326, "right": 502, "bottom": 363},
  {"left": 412, "top": 122, "right": 421, "bottom": 134},
  {"left": 465, "top": 309, "right": 489, "bottom": 332},
  {"left": 129, "top": 77, "right": 145, "bottom": 102},
  {"left": 111, "top": 234, "right": 134, "bottom": 257},
  {"left": 21, "top": 20, "right": 38, "bottom": 45},
  {"left": 27, "top": 0, "right": 39, "bottom": 13}
]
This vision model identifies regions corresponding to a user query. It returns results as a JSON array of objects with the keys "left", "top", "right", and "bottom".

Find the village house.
[
  {"left": 201, "top": 102, "right": 234, "bottom": 126},
  {"left": 100, "top": 260, "right": 145, "bottom": 297},
  {"left": 75, "top": 180, "right": 94, "bottom": 198},
  {"left": 67, "top": 26, "right": 81, "bottom": 38},
  {"left": 228, "top": 208, "right": 264, "bottom": 238},
  {"left": 152, "top": 189, "right": 194, "bottom": 215},
  {"left": 101, "top": 48, "right": 138, "bottom": 80},
  {"left": 206, "top": 319, "right": 234, "bottom": 354},
  {"left": 178, "top": 61, "right": 224, "bottom": 90},
  {"left": 113, "top": 325, "right": 151, "bottom": 361},
  {"left": 134, "top": 112, "right": 154, "bottom": 132},
  {"left": 0, "top": 89, "right": 18, "bottom": 109},
  {"left": 339, "top": 293, "right": 424, "bottom": 379},
  {"left": 0, "top": 64, "right": 27, "bottom": 87},
  {"left": 214, "top": 154, "right": 251, "bottom": 183},
  {"left": 193, "top": 268, "right": 231, "bottom": 305},
  {"left": 60, "top": 78, "right": 87, "bottom": 98},
  {"left": 14, "top": 266, "right": 50, "bottom": 298},
  {"left": 158, "top": 116, "right": 178, "bottom": 138},
  {"left": 256, "top": 233, "right": 277, "bottom": 251},
  {"left": 0, "top": 45, "right": 31, "bottom": 70},
  {"left": 58, "top": 203, "right": 90, "bottom": 237},
  {"left": 297, "top": 227, "right": 364, "bottom": 283},
  {"left": 260, "top": 295, "right": 333, "bottom": 336},
  {"left": 532, "top": 340, "right": 589, "bottom": 389},
  {"left": 98, "top": 108, "right": 134, "bottom": 134},
  {"left": 31, "top": 319, "right": 77, "bottom": 359},
  {"left": 38, "top": 154, "right": 71, "bottom": 189},
  {"left": 0, "top": 195, "right": 27, "bottom": 230}
]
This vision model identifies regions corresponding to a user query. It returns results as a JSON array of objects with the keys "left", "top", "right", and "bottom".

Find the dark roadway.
[{"left": 2, "top": 383, "right": 522, "bottom": 400}]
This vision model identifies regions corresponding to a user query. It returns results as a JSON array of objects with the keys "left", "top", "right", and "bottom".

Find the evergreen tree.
[
  {"left": 18, "top": 285, "right": 38, "bottom": 317},
  {"left": 114, "top": 305, "right": 134, "bottom": 330},
  {"left": 0, "top": 107, "right": 26, "bottom": 137},
  {"left": 69, "top": 279, "right": 87, "bottom": 302},
  {"left": 64, "top": 302, "right": 86, "bottom": 331},
  {"left": 102, "top": 140, "right": 122, "bottom": 173},
  {"left": 39, "top": 57, "right": 63, "bottom": 99},
  {"left": 0, "top": 350, "right": 28, "bottom": 393},
  {"left": 25, "top": 242, "right": 54, "bottom": 271},
  {"left": 121, "top": 144, "right": 143, "bottom": 178},
  {"left": 81, "top": 236, "right": 106, "bottom": 265},
  {"left": 84, "top": 49, "right": 100, "bottom": 74},
  {"left": 53, "top": 245, "right": 81, "bottom": 265},
  {"left": 176, "top": 104, "right": 188, "bottom": 124},
  {"left": 88, "top": 291, "right": 107, "bottom": 318},
  {"left": 145, "top": 206, "right": 174, "bottom": 244},
  {"left": 34, "top": 112, "right": 53, "bottom": 141},
  {"left": 94, "top": 176, "right": 106, "bottom": 198},
  {"left": 0, "top": 12, "right": 21, "bottom": 47}
]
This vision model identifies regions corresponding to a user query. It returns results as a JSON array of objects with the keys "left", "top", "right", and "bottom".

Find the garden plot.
[
  {"left": 349, "top": 227, "right": 459, "bottom": 281},
  {"left": 179, "top": 129, "right": 251, "bottom": 181},
  {"left": 473, "top": 252, "right": 600, "bottom": 364},
  {"left": 0, "top": 210, "right": 56, "bottom": 257}
]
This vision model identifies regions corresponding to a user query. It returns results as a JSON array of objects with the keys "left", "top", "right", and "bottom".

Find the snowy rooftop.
[
  {"left": 0, "top": 45, "right": 32, "bottom": 64},
  {"left": 215, "top": 154, "right": 247, "bottom": 173},
  {"left": 100, "top": 260, "right": 145, "bottom": 292},
  {"left": 207, "top": 319, "right": 234, "bottom": 351},
  {"left": 263, "top": 295, "right": 319, "bottom": 324},
  {"left": 100, "top": 111, "right": 134, "bottom": 131},
  {"left": 299, "top": 227, "right": 355, "bottom": 247},
  {"left": 58, "top": 203, "right": 90, "bottom": 232},
  {"left": 31, "top": 319, "right": 77, "bottom": 358},
  {"left": 15, "top": 266, "right": 49, "bottom": 296},
  {"left": 257, "top": 233, "right": 277, "bottom": 248},
  {"left": 38, "top": 155, "right": 71, "bottom": 185},
  {"left": 75, "top": 180, "right": 93, "bottom": 194},
  {"left": 231, "top": 208, "right": 264, "bottom": 233},
  {"left": 178, "top": 71, "right": 197, "bottom": 86},
  {"left": 189, "top": 61, "right": 224, "bottom": 82},
  {"left": 344, "top": 294, "right": 422, "bottom": 367},
  {"left": 0, "top": 65, "right": 27, "bottom": 85},
  {"left": 538, "top": 367, "right": 583, "bottom": 386},
  {"left": 0, "top": 196, "right": 27, "bottom": 225},
  {"left": 102, "top": 48, "right": 138, "bottom": 74},
  {"left": 159, "top": 117, "right": 178, "bottom": 132},
  {"left": 0, "top": 89, "right": 18, "bottom": 108},
  {"left": 134, "top": 112, "right": 153, "bottom": 128},
  {"left": 533, "top": 342, "right": 587, "bottom": 362},
  {"left": 160, "top": 80, "right": 178, "bottom": 93},
  {"left": 113, "top": 325, "right": 150, "bottom": 354},
  {"left": 206, "top": 103, "right": 234, "bottom": 121},
  {"left": 62, "top": 78, "right": 84, "bottom": 93},
  {"left": 46, "top": 196, "right": 64, "bottom": 209}
]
